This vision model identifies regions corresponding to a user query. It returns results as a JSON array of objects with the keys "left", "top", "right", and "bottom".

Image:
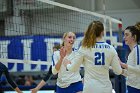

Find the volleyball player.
[
  {"left": 63, "top": 21, "right": 123, "bottom": 93},
  {"left": 52, "top": 32, "right": 83, "bottom": 93},
  {"left": 120, "top": 25, "right": 140, "bottom": 93},
  {"left": 0, "top": 62, "right": 23, "bottom": 93}
]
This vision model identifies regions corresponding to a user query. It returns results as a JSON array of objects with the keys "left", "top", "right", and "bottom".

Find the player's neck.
[
  {"left": 129, "top": 42, "right": 137, "bottom": 51},
  {"left": 96, "top": 37, "right": 104, "bottom": 42},
  {"left": 65, "top": 47, "right": 72, "bottom": 55}
]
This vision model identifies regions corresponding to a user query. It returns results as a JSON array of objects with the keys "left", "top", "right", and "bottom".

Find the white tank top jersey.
[
  {"left": 126, "top": 45, "right": 140, "bottom": 89},
  {"left": 67, "top": 42, "right": 122, "bottom": 93},
  {"left": 52, "top": 49, "right": 82, "bottom": 88}
]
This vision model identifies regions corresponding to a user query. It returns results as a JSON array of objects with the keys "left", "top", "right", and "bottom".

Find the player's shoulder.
[
  {"left": 132, "top": 44, "right": 140, "bottom": 53},
  {"left": 134, "top": 44, "right": 140, "bottom": 49},
  {"left": 53, "top": 50, "right": 60, "bottom": 55},
  {"left": 104, "top": 42, "right": 114, "bottom": 48},
  {"left": 102, "top": 42, "right": 117, "bottom": 53}
]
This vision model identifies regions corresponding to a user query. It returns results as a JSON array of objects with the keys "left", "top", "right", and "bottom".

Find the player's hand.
[
  {"left": 30, "top": 88, "right": 38, "bottom": 93},
  {"left": 120, "top": 62, "right": 128, "bottom": 69},
  {"left": 18, "top": 92, "right": 23, "bottom": 93},
  {"left": 60, "top": 46, "right": 66, "bottom": 59}
]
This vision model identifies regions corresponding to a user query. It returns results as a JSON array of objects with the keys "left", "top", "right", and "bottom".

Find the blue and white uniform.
[
  {"left": 67, "top": 42, "right": 122, "bottom": 93},
  {"left": 52, "top": 49, "right": 83, "bottom": 93},
  {"left": 125, "top": 45, "right": 140, "bottom": 90}
]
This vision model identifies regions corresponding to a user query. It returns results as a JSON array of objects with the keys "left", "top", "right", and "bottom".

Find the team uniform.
[
  {"left": 67, "top": 42, "right": 122, "bottom": 93},
  {"left": 52, "top": 50, "right": 83, "bottom": 93},
  {"left": 0, "top": 62, "right": 17, "bottom": 89},
  {"left": 43, "top": 66, "right": 53, "bottom": 82},
  {"left": 124, "top": 45, "right": 140, "bottom": 92}
]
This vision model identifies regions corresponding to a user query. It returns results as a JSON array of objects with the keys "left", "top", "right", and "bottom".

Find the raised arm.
[{"left": 52, "top": 47, "right": 66, "bottom": 75}]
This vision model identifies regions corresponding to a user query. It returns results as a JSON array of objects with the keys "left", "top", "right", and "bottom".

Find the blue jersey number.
[{"left": 95, "top": 52, "right": 105, "bottom": 65}]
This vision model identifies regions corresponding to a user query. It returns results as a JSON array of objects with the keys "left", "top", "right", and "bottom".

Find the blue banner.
[{"left": 0, "top": 32, "right": 120, "bottom": 72}]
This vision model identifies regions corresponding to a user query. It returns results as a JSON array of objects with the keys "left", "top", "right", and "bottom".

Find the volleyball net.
[{"left": 0, "top": 0, "right": 123, "bottom": 72}]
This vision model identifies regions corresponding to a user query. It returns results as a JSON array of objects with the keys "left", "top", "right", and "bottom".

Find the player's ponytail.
[{"left": 82, "top": 21, "right": 104, "bottom": 48}]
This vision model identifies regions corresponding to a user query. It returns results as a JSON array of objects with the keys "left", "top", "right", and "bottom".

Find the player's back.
[{"left": 79, "top": 42, "right": 122, "bottom": 93}]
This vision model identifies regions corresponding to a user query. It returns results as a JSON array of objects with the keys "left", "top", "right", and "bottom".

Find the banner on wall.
[{"left": 0, "top": 33, "right": 119, "bottom": 72}]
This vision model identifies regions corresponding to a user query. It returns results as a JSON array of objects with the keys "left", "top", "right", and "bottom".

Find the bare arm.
[
  {"left": 14, "top": 87, "right": 23, "bottom": 93},
  {"left": 31, "top": 66, "right": 54, "bottom": 93},
  {"left": 52, "top": 47, "right": 66, "bottom": 74},
  {"left": 54, "top": 58, "right": 63, "bottom": 71},
  {"left": 31, "top": 80, "right": 46, "bottom": 93}
]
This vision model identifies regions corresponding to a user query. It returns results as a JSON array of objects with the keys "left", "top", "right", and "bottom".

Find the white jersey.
[
  {"left": 67, "top": 42, "right": 122, "bottom": 93},
  {"left": 52, "top": 50, "right": 82, "bottom": 88},
  {"left": 126, "top": 45, "right": 140, "bottom": 89}
]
